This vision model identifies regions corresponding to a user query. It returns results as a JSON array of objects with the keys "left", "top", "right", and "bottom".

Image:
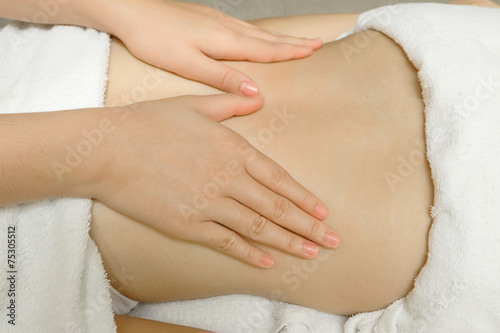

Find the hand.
[
  {"left": 102, "top": 0, "right": 322, "bottom": 96},
  {"left": 92, "top": 94, "right": 340, "bottom": 268}
]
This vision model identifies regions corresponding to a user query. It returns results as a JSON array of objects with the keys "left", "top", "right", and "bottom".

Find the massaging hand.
[
  {"left": 2, "top": 0, "right": 321, "bottom": 94},
  {"left": 102, "top": 0, "right": 322, "bottom": 95},
  {"left": 94, "top": 94, "right": 340, "bottom": 268}
]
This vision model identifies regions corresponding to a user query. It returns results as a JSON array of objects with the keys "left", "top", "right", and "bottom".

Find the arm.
[
  {"left": 115, "top": 315, "right": 208, "bottom": 333},
  {"left": 0, "top": 0, "right": 322, "bottom": 95},
  {"left": 0, "top": 108, "right": 102, "bottom": 206},
  {"left": 0, "top": 0, "right": 104, "bottom": 28}
]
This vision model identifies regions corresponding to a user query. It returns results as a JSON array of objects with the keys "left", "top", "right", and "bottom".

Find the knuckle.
[
  {"left": 300, "top": 191, "right": 313, "bottom": 206},
  {"left": 308, "top": 220, "right": 322, "bottom": 239},
  {"left": 217, "top": 233, "right": 238, "bottom": 252},
  {"left": 250, "top": 215, "right": 268, "bottom": 236},
  {"left": 267, "top": 40, "right": 291, "bottom": 60},
  {"left": 216, "top": 68, "right": 236, "bottom": 91},
  {"left": 244, "top": 247, "right": 257, "bottom": 262},
  {"left": 272, "top": 167, "right": 288, "bottom": 190},
  {"left": 285, "top": 235, "right": 298, "bottom": 251},
  {"left": 266, "top": 39, "right": 280, "bottom": 49},
  {"left": 272, "top": 197, "right": 291, "bottom": 220}
]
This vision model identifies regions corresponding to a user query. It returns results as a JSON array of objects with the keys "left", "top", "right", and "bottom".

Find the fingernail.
[
  {"left": 314, "top": 204, "right": 329, "bottom": 219},
  {"left": 308, "top": 38, "right": 323, "bottom": 48},
  {"left": 326, "top": 232, "right": 341, "bottom": 248},
  {"left": 303, "top": 242, "right": 319, "bottom": 258},
  {"left": 260, "top": 254, "right": 275, "bottom": 268},
  {"left": 240, "top": 81, "right": 259, "bottom": 96}
]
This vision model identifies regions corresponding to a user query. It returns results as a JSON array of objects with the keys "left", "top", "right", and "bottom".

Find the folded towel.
[
  {"left": 130, "top": 295, "right": 348, "bottom": 333},
  {"left": 0, "top": 23, "right": 115, "bottom": 332}
]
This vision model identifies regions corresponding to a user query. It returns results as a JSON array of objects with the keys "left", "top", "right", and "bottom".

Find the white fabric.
[
  {"left": 110, "top": 285, "right": 139, "bottom": 315},
  {"left": 0, "top": 23, "right": 115, "bottom": 332},
  {"left": 130, "top": 295, "right": 347, "bottom": 333}
]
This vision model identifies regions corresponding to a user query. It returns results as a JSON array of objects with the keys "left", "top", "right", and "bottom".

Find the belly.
[
  {"left": 219, "top": 31, "right": 433, "bottom": 315},
  {"left": 103, "top": 31, "right": 434, "bottom": 315}
]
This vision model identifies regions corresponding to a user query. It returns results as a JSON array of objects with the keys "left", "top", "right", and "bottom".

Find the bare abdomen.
[{"left": 96, "top": 30, "right": 433, "bottom": 316}]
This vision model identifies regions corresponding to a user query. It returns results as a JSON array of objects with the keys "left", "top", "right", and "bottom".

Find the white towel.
[
  {"left": 131, "top": 4, "right": 500, "bottom": 332},
  {"left": 130, "top": 295, "right": 347, "bottom": 332},
  {"left": 0, "top": 23, "right": 115, "bottom": 332}
]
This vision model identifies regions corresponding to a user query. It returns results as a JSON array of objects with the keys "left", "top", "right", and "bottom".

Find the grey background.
[{"left": 0, "top": 0, "right": 450, "bottom": 29}]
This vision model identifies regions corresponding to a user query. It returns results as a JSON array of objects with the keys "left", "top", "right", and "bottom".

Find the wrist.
[
  {"left": 92, "top": 0, "right": 176, "bottom": 40},
  {"left": 0, "top": 107, "right": 114, "bottom": 206},
  {"left": 56, "top": 106, "right": 125, "bottom": 201},
  {"left": 39, "top": 107, "right": 114, "bottom": 200},
  {"left": 0, "top": 0, "right": 104, "bottom": 28},
  {"left": 65, "top": 0, "right": 119, "bottom": 34},
  {"left": 76, "top": 0, "right": 138, "bottom": 37}
]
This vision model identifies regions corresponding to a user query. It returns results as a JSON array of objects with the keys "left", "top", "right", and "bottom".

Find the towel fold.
[{"left": 0, "top": 23, "right": 115, "bottom": 332}]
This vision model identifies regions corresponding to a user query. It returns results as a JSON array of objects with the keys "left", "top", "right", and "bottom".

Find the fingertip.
[
  {"left": 230, "top": 93, "right": 264, "bottom": 117},
  {"left": 311, "top": 38, "right": 323, "bottom": 50},
  {"left": 303, "top": 242, "right": 320, "bottom": 258},
  {"left": 293, "top": 46, "right": 315, "bottom": 59},
  {"left": 240, "top": 81, "right": 260, "bottom": 96},
  {"left": 298, "top": 37, "right": 323, "bottom": 50},
  {"left": 260, "top": 254, "right": 275, "bottom": 268},
  {"left": 313, "top": 203, "right": 329, "bottom": 220},
  {"left": 325, "top": 232, "right": 341, "bottom": 249}
]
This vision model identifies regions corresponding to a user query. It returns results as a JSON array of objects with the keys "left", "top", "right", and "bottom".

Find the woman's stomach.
[{"left": 104, "top": 30, "right": 433, "bottom": 315}]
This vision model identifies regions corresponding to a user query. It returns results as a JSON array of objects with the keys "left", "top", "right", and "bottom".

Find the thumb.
[
  {"left": 179, "top": 52, "right": 260, "bottom": 96},
  {"left": 193, "top": 94, "right": 265, "bottom": 122}
]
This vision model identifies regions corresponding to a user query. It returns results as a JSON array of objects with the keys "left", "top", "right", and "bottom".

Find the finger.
[
  {"left": 209, "top": 36, "right": 315, "bottom": 63},
  {"left": 178, "top": 52, "right": 262, "bottom": 96},
  {"left": 243, "top": 148, "right": 331, "bottom": 220},
  {"left": 211, "top": 197, "right": 323, "bottom": 259},
  {"left": 194, "top": 221, "right": 275, "bottom": 268},
  {"left": 236, "top": 25, "right": 323, "bottom": 50},
  {"left": 231, "top": 174, "right": 341, "bottom": 250},
  {"left": 190, "top": 94, "right": 264, "bottom": 121},
  {"left": 221, "top": 16, "right": 322, "bottom": 49}
]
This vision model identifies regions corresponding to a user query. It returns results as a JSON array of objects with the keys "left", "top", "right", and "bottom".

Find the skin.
[{"left": 90, "top": 13, "right": 435, "bottom": 331}]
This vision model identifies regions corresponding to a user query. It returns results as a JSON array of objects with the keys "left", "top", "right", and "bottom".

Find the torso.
[{"left": 99, "top": 30, "right": 433, "bottom": 315}]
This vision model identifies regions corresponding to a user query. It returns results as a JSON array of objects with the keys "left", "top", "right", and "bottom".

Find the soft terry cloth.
[
  {"left": 132, "top": 4, "right": 500, "bottom": 333},
  {"left": 0, "top": 23, "right": 114, "bottom": 332}
]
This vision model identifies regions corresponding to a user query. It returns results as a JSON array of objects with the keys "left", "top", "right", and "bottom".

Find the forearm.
[
  {"left": 0, "top": 0, "right": 117, "bottom": 33},
  {"left": 0, "top": 108, "right": 114, "bottom": 206}
]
